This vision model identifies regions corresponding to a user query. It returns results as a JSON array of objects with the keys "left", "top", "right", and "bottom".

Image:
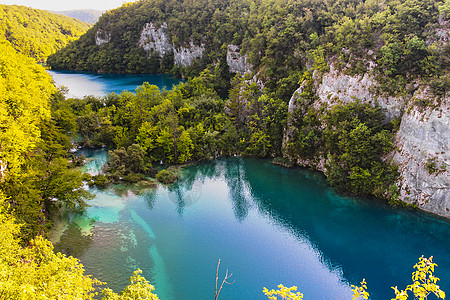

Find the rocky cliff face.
[
  {"left": 393, "top": 92, "right": 450, "bottom": 217},
  {"left": 314, "top": 65, "right": 407, "bottom": 120},
  {"left": 138, "top": 22, "right": 173, "bottom": 56},
  {"left": 285, "top": 67, "right": 450, "bottom": 218},
  {"left": 226, "top": 44, "right": 250, "bottom": 74},
  {"left": 173, "top": 42, "right": 205, "bottom": 67},
  {"left": 138, "top": 22, "right": 205, "bottom": 67},
  {"left": 95, "top": 29, "right": 110, "bottom": 46},
  {"left": 137, "top": 23, "right": 252, "bottom": 71}
]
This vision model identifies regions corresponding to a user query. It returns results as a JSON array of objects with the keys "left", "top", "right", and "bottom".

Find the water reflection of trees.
[
  {"left": 243, "top": 161, "right": 450, "bottom": 300},
  {"left": 165, "top": 161, "right": 220, "bottom": 214},
  {"left": 168, "top": 184, "right": 186, "bottom": 215},
  {"left": 143, "top": 189, "right": 157, "bottom": 210},
  {"left": 54, "top": 222, "right": 93, "bottom": 257},
  {"left": 162, "top": 158, "right": 252, "bottom": 220},
  {"left": 223, "top": 158, "right": 252, "bottom": 222}
]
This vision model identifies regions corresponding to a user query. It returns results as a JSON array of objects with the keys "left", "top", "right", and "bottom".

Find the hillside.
[
  {"left": 50, "top": 9, "right": 105, "bottom": 24},
  {"left": 0, "top": 10, "right": 161, "bottom": 298},
  {"left": 0, "top": 4, "right": 90, "bottom": 62},
  {"left": 47, "top": 0, "right": 450, "bottom": 217},
  {"left": 48, "top": 0, "right": 449, "bottom": 91}
]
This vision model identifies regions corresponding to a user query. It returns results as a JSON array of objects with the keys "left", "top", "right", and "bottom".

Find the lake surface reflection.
[{"left": 53, "top": 150, "right": 450, "bottom": 300}]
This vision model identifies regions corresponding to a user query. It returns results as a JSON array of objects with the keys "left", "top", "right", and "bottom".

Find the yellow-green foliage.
[
  {"left": 274, "top": 256, "right": 446, "bottom": 300},
  {"left": 391, "top": 256, "right": 446, "bottom": 300},
  {"left": 0, "top": 202, "right": 100, "bottom": 299},
  {"left": 263, "top": 284, "right": 303, "bottom": 300},
  {"left": 0, "top": 4, "right": 89, "bottom": 61},
  {"left": 351, "top": 279, "right": 370, "bottom": 300},
  {"left": 101, "top": 269, "right": 160, "bottom": 300},
  {"left": 0, "top": 202, "right": 160, "bottom": 299},
  {"left": 0, "top": 40, "right": 54, "bottom": 176}
]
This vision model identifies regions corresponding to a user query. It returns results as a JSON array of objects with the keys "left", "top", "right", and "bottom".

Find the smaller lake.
[{"left": 47, "top": 70, "right": 183, "bottom": 98}]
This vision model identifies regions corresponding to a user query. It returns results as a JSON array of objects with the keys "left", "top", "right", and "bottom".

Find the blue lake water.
[
  {"left": 48, "top": 72, "right": 450, "bottom": 299},
  {"left": 47, "top": 70, "right": 182, "bottom": 98},
  {"left": 54, "top": 150, "right": 450, "bottom": 300}
]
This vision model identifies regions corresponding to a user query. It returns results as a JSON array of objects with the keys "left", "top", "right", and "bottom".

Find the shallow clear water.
[
  {"left": 54, "top": 150, "right": 450, "bottom": 300},
  {"left": 47, "top": 70, "right": 183, "bottom": 98}
]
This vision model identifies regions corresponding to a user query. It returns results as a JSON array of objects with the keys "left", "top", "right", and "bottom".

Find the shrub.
[
  {"left": 123, "top": 173, "right": 145, "bottom": 183},
  {"left": 92, "top": 174, "right": 109, "bottom": 188},
  {"left": 156, "top": 169, "right": 178, "bottom": 184}
]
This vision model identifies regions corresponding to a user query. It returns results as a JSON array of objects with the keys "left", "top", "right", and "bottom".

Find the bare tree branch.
[{"left": 215, "top": 259, "right": 234, "bottom": 300}]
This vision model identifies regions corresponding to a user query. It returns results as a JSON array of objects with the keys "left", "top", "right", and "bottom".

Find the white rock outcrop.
[
  {"left": 393, "top": 93, "right": 450, "bottom": 217},
  {"left": 314, "top": 65, "right": 406, "bottom": 120},
  {"left": 226, "top": 44, "right": 250, "bottom": 74},
  {"left": 173, "top": 42, "right": 205, "bottom": 67},
  {"left": 138, "top": 23, "right": 205, "bottom": 67},
  {"left": 138, "top": 22, "right": 173, "bottom": 57},
  {"left": 95, "top": 29, "right": 111, "bottom": 46}
]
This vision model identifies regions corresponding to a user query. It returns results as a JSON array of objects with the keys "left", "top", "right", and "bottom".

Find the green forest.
[
  {"left": 0, "top": 5, "right": 160, "bottom": 299},
  {"left": 0, "top": 0, "right": 449, "bottom": 299},
  {"left": 0, "top": 4, "right": 90, "bottom": 62},
  {"left": 48, "top": 0, "right": 449, "bottom": 96}
]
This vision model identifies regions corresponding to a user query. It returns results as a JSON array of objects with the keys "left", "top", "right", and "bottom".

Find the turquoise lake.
[
  {"left": 47, "top": 70, "right": 182, "bottom": 98},
  {"left": 48, "top": 72, "right": 450, "bottom": 299}
]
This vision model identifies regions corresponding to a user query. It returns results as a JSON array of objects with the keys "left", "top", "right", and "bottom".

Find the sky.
[{"left": 0, "top": 0, "right": 136, "bottom": 11}]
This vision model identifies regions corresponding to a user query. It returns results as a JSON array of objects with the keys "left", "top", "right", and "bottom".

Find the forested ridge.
[
  {"left": 0, "top": 4, "right": 90, "bottom": 62},
  {"left": 48, "top": 0, "right": 449, "bottom": 94}
]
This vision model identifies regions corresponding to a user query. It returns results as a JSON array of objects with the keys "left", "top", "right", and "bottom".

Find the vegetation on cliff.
[{"left": 0, "top": 5, "right": 90, "bottom": 61}]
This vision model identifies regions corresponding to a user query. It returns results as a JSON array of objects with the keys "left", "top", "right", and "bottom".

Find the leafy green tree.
[
  {"left": 0, "top": 203, "right": 160, "bottom": 299},
  {"left": 0, "top": 40, "right": 54, "bottom": 176},
  {"left": 177, "top": 130, "right": 194, "bottom": 163},
  {"left": 0, "top": 203, "right": 100, "bottom": 299}
]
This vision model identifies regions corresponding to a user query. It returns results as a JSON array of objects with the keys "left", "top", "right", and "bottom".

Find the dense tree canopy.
[
  {"left": 48, "top": 0, "right": 449, "bottom": 98},
  {"left": 0, "top": 5, "right": 90, "bottom": 62},
  {"left": 0, "top": 40, "right": 53, "bottom": 177},
  {"left": 0, "top": 12, "right": 160, "bottom": 299}
]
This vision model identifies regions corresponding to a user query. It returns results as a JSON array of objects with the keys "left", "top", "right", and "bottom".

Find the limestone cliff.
[
  {"left": 173, "top": 42, "right": 205, "bottom": 67},
  {"left": 138, "top": 23, "right": 205, "bottom": 67},
  {"left": 226, "top": 44, "right": 250, "bottom": 74},
  {"left": 314, "top": 65, "right": 407, "bottom": 120},
  {"left": 393, "top": 92, "right": 450, "bottom": 217},
  {"left": 95, "top": 28, "right": 110, "bottom": 46},
  {"left": 285, "top": 67, "right": 450, "bottom": 218},
  {"left": 138, "top": 22, "right": 173, "bottom": 56}
]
